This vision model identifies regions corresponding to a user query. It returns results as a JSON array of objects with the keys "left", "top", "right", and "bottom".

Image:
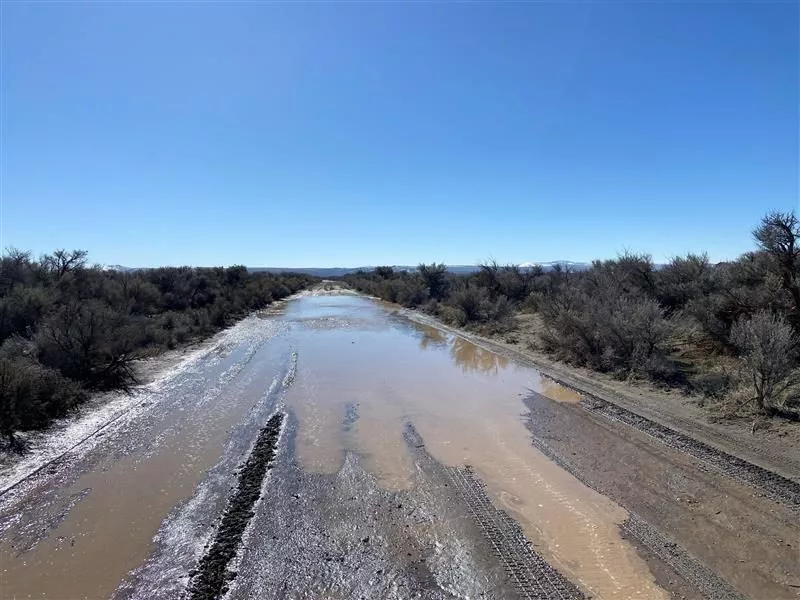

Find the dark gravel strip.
[
  {"left": 187, "top": 412, "right": 284, "bottom": 600},
  {"left": 581, "top": 398, "right": 800, "bottom": 509}
]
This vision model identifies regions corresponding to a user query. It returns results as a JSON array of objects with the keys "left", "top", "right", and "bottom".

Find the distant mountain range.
[
  {"left": 101, "top": 264, "right": 137, "bottom": 272},
  {"left": 250, "top": 261, "right": 591, "bottom": 276},
  {"left": 102, "top": 262, "right": 591, "bottom": 277},
  {"left": 248, "top": 265, "right": 481, "bottom": 276}
]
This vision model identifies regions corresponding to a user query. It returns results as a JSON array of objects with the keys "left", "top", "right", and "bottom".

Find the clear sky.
[{"left": 1, "top": 2, "right": 798, "bottom": 267}]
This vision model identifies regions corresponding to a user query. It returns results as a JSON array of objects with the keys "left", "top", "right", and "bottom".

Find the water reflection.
[
  {"left": 450, "top": 337, "right": 510, "bottom": 374},
  {"left": 410, "top": 321, "right": 582, "bottom": 399},
  {"left": 415, "top": 324, "right": 448, "bottom": 350},
  {"left": 412, "top": 322, "right": 513, "bottom": 374},
  {"left": 536, "top": 375, "right": 582, "bottom": 403}
]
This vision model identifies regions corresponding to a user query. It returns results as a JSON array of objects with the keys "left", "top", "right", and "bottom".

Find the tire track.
[
  {"left": 444, "top": 466, "right": 585, "bottom": 600},
  {"left": 403, "top": 423, "right": 583, "bottom": 600},
  {"left": 527, "top": 432, "right": 745, "bottom": 600},
  {"left": 620, "top": 514, "right": 744, "bottom": 600},
  {"left": 581, "top": 398, "right": 800, "bottom": 509}
]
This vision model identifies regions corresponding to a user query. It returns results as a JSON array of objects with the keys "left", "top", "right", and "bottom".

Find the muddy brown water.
[{"left": 0, "top": 293, "right": 668, "bottom": 599}]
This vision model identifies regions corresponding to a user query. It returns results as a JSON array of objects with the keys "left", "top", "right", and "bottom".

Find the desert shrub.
[
  {"left": 395, "top": 277, "right": 429, "bottom": 307},
  {"left": 691, "top": 371, "right": 733, "bottom": 401},
  {"left": 476, "top": 262, "right": 536, "bottom": 303},
  {"left": 418, "top": 263, "right": 450, "bottom": 300},
  {"left": 486, "top": 295, "right": 514, "bottom": 327},
  {"left": 449, "top": 285, "right": 490, "bottom": 323},
  {"left": 753, "top": 210, "right": 800, "bottom": 329},
  {"left": 0, "top": 249, "right": 315, "bottom": 447},
  {"left": 35, "top": 300, "right": 143, "bottom": 391},
  {"left": 439, "top": 283, "right": 514, "bottom": 331},
  {"left": 374, "top": 266, "right": 394, "bottom": 279},
  {"left": 680, "top": 254, "right": 788, "bottom": 349},
  {"left": 730, "top": 311, "right": 799, "bottom": 413},
  {"left": 540, "top": 282, "right": 672, "bottom": 378},
  {"left": 656, "top": 253, "right": 715, "bottom": 314},
  {"left": 0, "top": 346, "right": 84, "bottom": 448},
  {"left": 437, "top": 304, "right": 467, "bottom": 327},
  {"left": 590, "top": 251, "right": 657, "bottom": 297},
  {"left": 0, "top": 285, "right": 52, "bottom": 339},
  {"left": 421, "top": 299, "right": 440, "bottom": 314}
]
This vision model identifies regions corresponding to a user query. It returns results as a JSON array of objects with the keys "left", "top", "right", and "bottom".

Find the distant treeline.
[
  {"left": 0, "top": 250, "right": 315, "bottom": 448},
  {"left": 344, "top": 211, "right": 800, "bottom": 418}
]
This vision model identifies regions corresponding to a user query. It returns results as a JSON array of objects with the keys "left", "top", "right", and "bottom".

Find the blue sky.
[{"left": 1, "top": 2, "right": 797, "bottom": 267}]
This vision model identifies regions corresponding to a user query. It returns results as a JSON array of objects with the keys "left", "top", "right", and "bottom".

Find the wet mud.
[
  {"left": 0, "top": 317, "right": 291, "bottom": 599},
  {"left": 188, "top": 412, "right": 285, "bottom": 600},
  {"left": 524, "top": 390, "right": 800, "bottom": 599},
  {"left": 581, "top": 396, "right": 800, "bottom": 508},
  {"left": 1, "top": 291, "right": 791, "bottom": 600}
]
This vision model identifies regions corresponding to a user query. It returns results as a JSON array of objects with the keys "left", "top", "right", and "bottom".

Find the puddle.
[
  {"left": 282, "top": 295, "right": 667, "bottom": 600},
  {"left": 537, "top": 374, "right": 583, "bottom": 403},
  {"left": 0, "top": 325, "right": 286, "bottom": 600}
]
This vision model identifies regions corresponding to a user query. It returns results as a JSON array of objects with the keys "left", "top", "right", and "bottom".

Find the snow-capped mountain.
[{"left": 518, "top": 261, "right": 589, "bottom": 270}]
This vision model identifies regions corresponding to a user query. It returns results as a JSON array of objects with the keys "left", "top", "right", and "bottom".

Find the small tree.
[
  {"left": 1, "top": 247, "right": 33, "bottom": 293},
  {"left": 374, "top": 266, "right": 394, "bottom": 279},
  {"left": 730, "top": 311, "right": 799, "bottom": 412},
  {"left": 753, "top": 210, "right": 800, "bottom": 328},
  {"left": 40, "top": 249, "right": 88, "bottom": 278},
  {"left": 417, "top": 263, "right": 449, "bottom": 300}
]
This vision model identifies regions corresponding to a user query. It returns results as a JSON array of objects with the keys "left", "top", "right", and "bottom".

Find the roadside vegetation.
[
  {"left": 344, "top": 210, "right": 800, "bottom": 420},
  {"left": 0, "top": 250, "right": 314, "bottom": 449}
]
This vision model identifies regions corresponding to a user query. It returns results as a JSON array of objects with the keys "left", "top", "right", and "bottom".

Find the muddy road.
[{"left": 1, "top": 291, "right": 798, "bottom": 599}]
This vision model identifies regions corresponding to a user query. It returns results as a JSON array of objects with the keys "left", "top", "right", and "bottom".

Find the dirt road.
[{"left": 1, "top": 291, "right": 797, "bottom": 599}]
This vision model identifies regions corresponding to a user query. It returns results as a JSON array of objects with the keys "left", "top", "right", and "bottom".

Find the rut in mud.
[
  {"left": 581, "top": 397, "right": 800, "bottom": 508},
  {"left": 188, "top": 412, "right": 285, "bottom": 600},
  {"left": 404, "top": 424, "right": 584, "bottom": 600},
  {"left": 528, "top": 430, "right": 745, "bottom": 600},
  {"left": 445, "top": 466, "right": 583, "bottom": 600},
  {"left": 619, "top": 515, "right": 745, "bottom": 600}
]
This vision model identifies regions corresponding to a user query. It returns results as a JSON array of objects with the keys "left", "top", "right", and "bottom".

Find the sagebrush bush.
[
  {"left": 0, "top": 249, "right": 315, "bottom": 448},
  {"left": 0, "top": 352, "right": 84, "bottom": 447},
  {"left": 539, "top": 280, "right": 672, "bottom": 378},
  {"left": 730, "top": 311, "right": 799, "bottom": 413}
]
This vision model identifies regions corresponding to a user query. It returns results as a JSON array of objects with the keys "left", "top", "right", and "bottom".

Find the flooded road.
[
  {"left": 1, "top": 291, "right": 792, "bottom": 599},
  {"left": 278, "top": 297, "right": 665, "bottom": 599}
]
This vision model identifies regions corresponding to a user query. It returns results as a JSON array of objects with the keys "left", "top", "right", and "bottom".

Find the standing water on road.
[{"left": 0, "top": 292, "right": 666, "bottom": 599}]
